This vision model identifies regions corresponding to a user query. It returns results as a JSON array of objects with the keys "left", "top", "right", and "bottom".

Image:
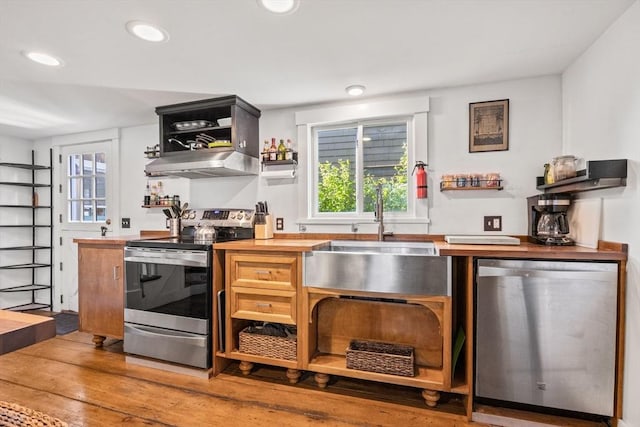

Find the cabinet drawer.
[
  {"left": 228, "top": 253, "right": 297, "bottom": 291},
  {"left": 230, "top": 287, "right": 296, "bottom": 324}
]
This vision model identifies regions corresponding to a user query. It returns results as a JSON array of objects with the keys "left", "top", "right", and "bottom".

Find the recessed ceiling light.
[
  {"left": 22, "top": 51, "right": 63, "bottom": 67},
  {"left": 258, "top": 0, "right": 300, "bottom": 14},
  {"left": 346, "top": 85, "right": 366, "bottom": 97},
  {"left": 126, "top": 21, "right": 169, "bottom": 42}
]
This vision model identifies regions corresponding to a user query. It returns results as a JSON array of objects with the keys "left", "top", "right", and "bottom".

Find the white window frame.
[
  {"left": 311, "top": 116, "right": 413, "bottom": 219},
  {"left": 295, "top": 95, "right": 429, "bottom": 227}
]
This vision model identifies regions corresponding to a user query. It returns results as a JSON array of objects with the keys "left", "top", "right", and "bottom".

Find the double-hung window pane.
[
  {"left": 315, "top": 120, "right": 408, "bottom": 216},
  {"left": 317, "top": 127, "right": 357, "bottom": 213},
  {"left": 67, "top": 152, "right": 107, "bottom": 222}
]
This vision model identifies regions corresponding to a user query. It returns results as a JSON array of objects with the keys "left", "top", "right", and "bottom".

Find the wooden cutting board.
[{"left": 568, "top": 198, "right": 602, "bottom": 248}]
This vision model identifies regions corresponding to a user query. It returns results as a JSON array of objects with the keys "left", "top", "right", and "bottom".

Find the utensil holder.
[
  {"left": 169, "top": 218, "right": 181, "bottom": 237},
  {"left": 254, "top": 214, "right": 274, "bottom": 240}
]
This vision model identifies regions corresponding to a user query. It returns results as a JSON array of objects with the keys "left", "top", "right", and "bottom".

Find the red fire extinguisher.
[{"left": 412, "top": 161, "right": 428, "bottom": 199}]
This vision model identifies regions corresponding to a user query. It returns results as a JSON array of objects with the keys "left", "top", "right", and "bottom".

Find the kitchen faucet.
[{"left": 374, "top": 183, "right": 389, "bottom": 241}]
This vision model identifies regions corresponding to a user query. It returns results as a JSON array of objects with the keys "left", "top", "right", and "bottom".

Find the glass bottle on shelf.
[
  {"left": 151, "top": 184, "right": 158, "bottom": 205},
  {"left": 144, "top": 181, "right": 151, "bottom": 205},
  {"left": 277, "top": 139, "right": 286, "bottom": 161},
  {"left": 285, "top": 139, "right": 293, "bottom": 160},
  {"left": 269, "top": 138, "right": 278, "bottom": 161},
  {"left": 157, "top": 181, "right": 165, "bottom": 202},
  {"left": 262, "top": 140, "right": 270, "bottom": 163}
]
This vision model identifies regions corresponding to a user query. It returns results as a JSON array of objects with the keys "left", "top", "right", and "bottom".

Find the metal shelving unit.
[{"left": 0, "top": 149, "right": 53, "bottom": 311}]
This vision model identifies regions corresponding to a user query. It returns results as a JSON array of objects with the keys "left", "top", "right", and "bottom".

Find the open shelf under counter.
[
  {"left": 224, "top": 350, "right": 299, "bottom": 370},
  {"left": 308, "top": 353, "right": 446, "bottom": 390}
]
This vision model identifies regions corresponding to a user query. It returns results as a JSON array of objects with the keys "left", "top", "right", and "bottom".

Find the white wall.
[
  {"left": 30, "top": 76, "right": 561, "bottom": 238},
  {"left": 562, "top": 1, "right": 639, "bottom": 426},
  {"left": 426, "top": 76, "right": 562, "bottom": 234},
  {"left": 219, "top": 75, "right": 562, "bottom": 235},
  {"left": 119, "top": 124, "right": 190, "bottom": 233}
]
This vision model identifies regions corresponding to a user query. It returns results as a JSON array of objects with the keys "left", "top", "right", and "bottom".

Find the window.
[
  {"left": 313, "top": 119, "right": 409, "bottom": 217},
  {"left": 67, "top": 152, "right": 107, "bottom": 222},
  {"left": 295, "top": 95, "right": 429, "bottom": 227}
]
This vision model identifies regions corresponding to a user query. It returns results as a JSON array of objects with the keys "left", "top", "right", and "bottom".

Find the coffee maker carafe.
[{"left": 527, "top": 194, "right": 574, "bottom": 245}]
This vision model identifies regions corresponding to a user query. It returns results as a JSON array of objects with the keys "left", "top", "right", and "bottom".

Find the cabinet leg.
[
  {"left": 92, "top": 335, "right": 106, "bottom": 347},
  {"left": 314, "top": 373, "right": 330, "bottom": 389},
  {"left": 286, "top": 369, "right": 301, "bottom": 384},
  {"left": 421, "top": 389, "right": 441, "bottom": 407},
  {"left": 239, "top": 361, "right": 254, "bottom": 376}
]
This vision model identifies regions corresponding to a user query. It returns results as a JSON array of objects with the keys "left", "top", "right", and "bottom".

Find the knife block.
[{"left": 255, "top": 214, "right": 274, "bottom": 240}]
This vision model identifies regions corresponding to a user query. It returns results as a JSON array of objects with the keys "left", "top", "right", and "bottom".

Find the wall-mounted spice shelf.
[{"left": 440, "top": 178, "right": 503, "bottom": 191}]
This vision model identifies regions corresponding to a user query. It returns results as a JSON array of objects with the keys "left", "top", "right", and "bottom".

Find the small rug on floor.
[
  {"left": 0, "top": 400, "right": 67, "bottom": 427},
  {"left": 52, "top": 312, "right": 78, "bottom": 335}
]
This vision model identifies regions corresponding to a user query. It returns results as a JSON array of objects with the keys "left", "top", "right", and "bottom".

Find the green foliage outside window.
[
  {"left": 318, "top": 144, "right": 408, "bottom": 213},
  {"left": 318, "top": 159, "right": 356, "bottom": 212}
]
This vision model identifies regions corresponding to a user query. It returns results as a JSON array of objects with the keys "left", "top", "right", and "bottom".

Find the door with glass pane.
[
  {"left": 58, "top": 140, "right": 118, "bottom": 311},
  {"left": 67, "top": 150, "right": 108, "bottom": 224}
]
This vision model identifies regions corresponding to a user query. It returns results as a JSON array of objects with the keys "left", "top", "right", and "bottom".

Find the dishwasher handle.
[{"left": 477, "top": 265, "right": 617, "bottom": 282}]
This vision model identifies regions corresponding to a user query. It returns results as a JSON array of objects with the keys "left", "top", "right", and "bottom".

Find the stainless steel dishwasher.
[{"left": 475, "top": 259, "right": 618, "bottom": 416}]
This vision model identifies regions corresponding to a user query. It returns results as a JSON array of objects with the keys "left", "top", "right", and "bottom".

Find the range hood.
[{"left": 145, "top": 150, "right": 259, "bottom": 179}]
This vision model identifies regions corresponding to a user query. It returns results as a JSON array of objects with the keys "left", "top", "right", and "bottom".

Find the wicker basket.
[
  {"left": 239, "top": 327, "right": 297, "bottom": 361},
  {"left": 0, "top": 401, "right": 67, "bottom": 427},
  {"left": 346, "top": 340, "right": 415, "bottom": 377}
]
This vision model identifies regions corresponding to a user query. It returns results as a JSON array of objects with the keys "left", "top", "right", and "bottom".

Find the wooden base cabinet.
[
  {"left": 302, "top": 288, "right": 453, "bottom": 407},
  {"left": 77, "top": 242, "right": 124, "bottom": 346},
  {"left": 222, "top": 251, "right": 303, "bottom": 380}
]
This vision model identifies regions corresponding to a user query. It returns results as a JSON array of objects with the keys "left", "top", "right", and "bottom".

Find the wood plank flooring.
[
  {"left": 0, "top": 332, "right": 609, "bottom": 427},
  {"left": 0, "top": 332, "right": 474, "bottom": 426}
]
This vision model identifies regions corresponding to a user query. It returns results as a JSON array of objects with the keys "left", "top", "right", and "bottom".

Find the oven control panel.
[{"left": 181, "top": 208, "right": 254, "bottom": 228}]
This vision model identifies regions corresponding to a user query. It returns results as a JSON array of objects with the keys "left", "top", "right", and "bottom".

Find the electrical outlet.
[
  {"left": 484, "top": 215, "right": 502, "bottom": 231},
  {"left": 121, "top": 217, "right": 131, "bottom": 228},
  {"left": 276, "top": 217, "right": 284, "bottom": 231}
]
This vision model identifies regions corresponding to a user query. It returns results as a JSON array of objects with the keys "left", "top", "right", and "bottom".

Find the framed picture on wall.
[{"left": 469, "top": 99, "right": 509, "bottom": 152}]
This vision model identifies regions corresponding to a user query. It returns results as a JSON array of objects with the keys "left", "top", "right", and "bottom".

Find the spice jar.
[
  {"left": 455, "top": 174, "right": 467, "bottom": 188},
  {"left": 485, "top": 173, "right": 500, "bottom": 187},
  {"left": 441, "top": 174, "right": 454, "bottom": 189}
]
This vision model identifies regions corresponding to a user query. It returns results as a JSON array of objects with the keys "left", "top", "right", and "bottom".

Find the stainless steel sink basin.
[
  {"left": 324, "top": 240, "right": 437, "bottom": 255},
  {"left": 304, "top": 240, "right": 451, "bottom": 296}
]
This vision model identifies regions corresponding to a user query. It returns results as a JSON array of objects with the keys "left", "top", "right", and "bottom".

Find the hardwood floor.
[
  {"left": 0, "top": 332, "right": 610, "bottom": 427},
  {"left": 0, "top": 332, "right": 475, "bottom": 426}
]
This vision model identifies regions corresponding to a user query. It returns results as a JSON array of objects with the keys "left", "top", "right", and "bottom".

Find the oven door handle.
[
  {"left": 124, "top": 248, "right": 208, "bottom": 268},
  {"left": 124, "top": 324, "right": 207, "bottom": 347}
]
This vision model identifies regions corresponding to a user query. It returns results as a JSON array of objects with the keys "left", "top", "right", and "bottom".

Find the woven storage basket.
[
  {"left": 0, "top": 401, "right": 68, "bottom": 427},
  {"left": 346, "top": 340, "right": 415, "bottom": 377},
  {"left": 239, "top": 327, "right": 297, "bottom": 360}
]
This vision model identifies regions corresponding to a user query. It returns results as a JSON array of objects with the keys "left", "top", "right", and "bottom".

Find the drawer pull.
[
  {"left": 254, "top": 269, "right": 271, "bottom": 278},
  {"left": 255, "top": 303, "right": 272, "bottom": 308}
]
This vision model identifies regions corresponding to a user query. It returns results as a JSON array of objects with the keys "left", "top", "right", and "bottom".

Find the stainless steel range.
[{"left": 123, "top": 208, "right": 254, "bottom": 369}]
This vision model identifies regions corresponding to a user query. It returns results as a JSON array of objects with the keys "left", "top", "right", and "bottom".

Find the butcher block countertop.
[
  {"left": 73, "top": 235, "right": 141, "bottom": 245},
  {"left": 74, "top": 233, "right": 627, "bottom": 261},
  {"left": 213, "top": 239, "right": 331, "bottom": 252},
  {"left": 435, "top": 240, "right": 628, "bottom": 261},
  {"left": 73, "top": 230, "right": 171, "bottom": 245}
]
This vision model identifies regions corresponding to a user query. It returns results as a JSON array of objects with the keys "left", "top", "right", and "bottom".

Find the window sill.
[{"left": 297, "top": 218, "right": 431, "bottom": 225}]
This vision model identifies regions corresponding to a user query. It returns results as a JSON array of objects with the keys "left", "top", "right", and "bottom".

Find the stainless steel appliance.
[
  {"left": 475, "top": 259, "right": 618, "bottom": 416},
  {"left": 527, "top": 194, "right": 574, "bottom": 245},
  {"left": 124, "top": 208, "right": 254, "bottom": 369}
]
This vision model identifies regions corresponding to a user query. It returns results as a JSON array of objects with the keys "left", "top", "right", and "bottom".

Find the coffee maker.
[{"left": 527, "top": 194, "right": 574, "bottom": 245}]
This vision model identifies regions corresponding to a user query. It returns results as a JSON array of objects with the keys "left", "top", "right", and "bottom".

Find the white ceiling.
[{"left": 0, "top": 0, "right": 634, "bottom": 140}]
